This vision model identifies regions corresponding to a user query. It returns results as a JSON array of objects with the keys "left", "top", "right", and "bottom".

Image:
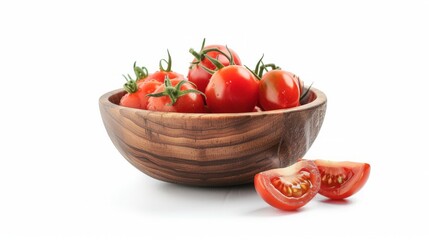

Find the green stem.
[
  {"left": 199, "top": 64, "right": 216, "bottom": 74},
  {"left": 201, "top": 48, "right": 232, "bottom": 63},
  {"left": 245, "top": 65, "right": 261, "bottom": 80},
  {"left": 133, "top": 61, "right": 149, "bottom": 80},
  {"left": 147, "top": 76, "right": 205, "bottom": 105},
  {"left": 177, "top": 89, "right": 205, "bottom": 98},
  {"left": 189, "top": 48, "right": 201, "bottom": 62},
  {"left": 159, "top": 49, "right": 172, "bottom": 72},
  {"left": 188, "top": 38, "right": 207, "bottom": 64},
  {"left": 122, "top": 74, "right": 138, "bottom": 93},
  {"left": 225, "top": 46, "right": 235, "bottom": 65},
  {"left": 204, "top": 54, "right": 225, "bottom": 70},
  {"left": 263, "top": 63, "right": 281, "bottom": 71},
  {"left": 199, "top": 38, "right": 206, "bottom": 51},
  {"left": 254, "top": 54, "right": 264, "bottom": 76}
]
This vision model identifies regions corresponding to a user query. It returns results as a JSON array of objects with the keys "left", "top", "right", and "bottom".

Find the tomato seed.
[
  {"left": 270, "top": 171, "right": 312, "bottom": 198},
  {"left": 287, "top": 186, "right": 293, "bottom": 197},
  {"left": 292, "top": 187, "right": 302, "bottom": 197},
  {"left": 322, "top": 174, "right": 327, "bottom": 183}
]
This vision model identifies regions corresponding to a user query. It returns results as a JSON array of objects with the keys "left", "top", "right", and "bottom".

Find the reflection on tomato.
[
  {"left": 205, "top": 65, "right": 259, "bottom": 113},
  {"left": 259, "top": 70, "right": 301, "bottom": 110}
]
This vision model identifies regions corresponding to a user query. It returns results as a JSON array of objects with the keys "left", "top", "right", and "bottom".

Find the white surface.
[{"left": 1, "top": 0, "right": 428, "bottom": 239}]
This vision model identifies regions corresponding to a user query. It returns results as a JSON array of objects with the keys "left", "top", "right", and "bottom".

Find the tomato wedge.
[
  {"left": 254, "top": 161, "right": 321, "bottom": 211},
  {"left": 314, "top": 160, "right": 370, "bottom": 200}
]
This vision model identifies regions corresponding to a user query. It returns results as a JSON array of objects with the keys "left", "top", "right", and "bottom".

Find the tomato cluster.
[
  {"left": 117, "top": 40, "right": 371, "bottom": 212},
  {"left": 119, "top": 39, "right": 309, "bottom": 113},
  {"left": 254, "top": 160, "right": 371, "bottom": 211}
]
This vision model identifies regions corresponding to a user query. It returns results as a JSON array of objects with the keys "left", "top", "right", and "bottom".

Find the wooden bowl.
[{"left": 99, "top": 88, "right": 327, "bottom": 186}]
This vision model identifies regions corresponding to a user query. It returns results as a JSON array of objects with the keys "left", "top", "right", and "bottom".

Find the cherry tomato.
[
  {"left": 139, "top": 50, "right": 184, "bottom": 83},
  {"left": 188, "top": 39, "right": 242, "bottom": 92},
  {"left": 147, "top": 78, "right": 205, "bottom": 113},
  {"left": 119, "top": 89, "right": 145, "bottom": 109},
  {"left": 146, "top": 71, "right": 184, "bottom": 83},
  {"left": 205, "top": 65, "right": 259, "bottom": 113},
  {"left": 314, "top": 160, "right": 370, "bottom": 200},
  {"left": 119, "top": 79, "right": 148, "bottom": 109},
  {"left": 254, "top": 161, "right": 321, "bottom": 211},
  {"left": 259, "top": 70, "right": 301, "bottom": 111},
  {"left": 135, "top": 80, "right": 162, "bottom": 109}
]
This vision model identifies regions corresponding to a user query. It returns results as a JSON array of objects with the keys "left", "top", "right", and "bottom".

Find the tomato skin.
[
  {"left": 136, "top": 80, "right": 162, "bottom": 109},
  {"left": 188, "top": 45, "right": 241, "bottom": 92},
  {"left": 187, "top": 65, "right": 213, "bottom": 93},
  {"left": 314, "top": 160, "right": 371, "bottom": 200},
  {"left": 259, "top": 70, "right": 301, "bottom": 111},
  {"left": 147, "top": 79, "right": 205, "bottom": 113},
  {"left": 144, "top": 71, "right": 184, "bottom": 83},
  {"left": 119, "top": 80, "right": 161, "bottom": 109},
  {"left": 205, "top": 65, "right": 259, "bottom": 113},
  {"left": 254, "top": 161, "right": 321, "bottom": 211},
  {"left": 119, "top": 91, "right": 145, "bottom": 109}
]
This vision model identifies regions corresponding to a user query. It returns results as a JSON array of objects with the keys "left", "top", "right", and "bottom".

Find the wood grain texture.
[{"left": 99, "top": 88, "right": 327, "bottom": 186}]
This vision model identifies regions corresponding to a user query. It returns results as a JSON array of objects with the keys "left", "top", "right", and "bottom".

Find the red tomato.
[
  {"left": 139, "top": 50, "right": 184, "bottom": 83},
  {"left": 205, "top": 65, "right": 259, "bottom": 113},
  {"left": 119, "top": 80, "right": 145, "bottom": 109},
  {"left": 188, "top": 40, "right": 242, "bottom": 92},
  {"left": 146, "top": 71, "right": 183, "bottom": 83},
  {"left": 119, "top": 89, "right": 144, "bottom": 109},
  {"left": 147, "top": 78, "right": 205, "bottom": 113},
  {"left": 119, "top": 79, "right": 161, "bottom": 110},
  {"left": 259, "top": 70, "right": 301, "bottom": 110},
  {"left": 136, "top": 80, "right": 162, "bottom": 109},
  {"left": 254, "top": 161, "right": 321, "bottom": 211},
  {"left": 314, "top": 160, "right": 371, "bottom": 200}
]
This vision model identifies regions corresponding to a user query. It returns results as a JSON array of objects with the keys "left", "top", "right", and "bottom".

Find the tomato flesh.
[
  {"left": 254, "top": 161, "right": 321, "bottom": 211},
  {"left": 314, "top": 160, "right": 370, "bottom": 200}
]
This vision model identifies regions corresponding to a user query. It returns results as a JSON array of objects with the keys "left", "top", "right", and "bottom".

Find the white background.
[{"left": 1, "top": 0, "right": 428, "bottom": 239}]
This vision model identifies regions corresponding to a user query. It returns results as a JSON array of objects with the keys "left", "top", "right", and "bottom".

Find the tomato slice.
[
  {"left": 314, "top": 160, "right": 370, "bottom": 200},
  {"left": 254, "top": 161, "right": 321, "bottom": 211}
]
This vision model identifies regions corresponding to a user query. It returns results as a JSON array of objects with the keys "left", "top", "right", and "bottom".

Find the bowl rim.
[{"left": 99, "top": 86, "right": 327, "bottom": 117}]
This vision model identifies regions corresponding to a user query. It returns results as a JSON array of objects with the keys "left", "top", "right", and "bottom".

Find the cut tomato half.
[
  {"left": 254, "top": 161, "right": 321, "bottom": 211},
  {"left": 314, "top": 160, "right": 370, "bottom": 200}
]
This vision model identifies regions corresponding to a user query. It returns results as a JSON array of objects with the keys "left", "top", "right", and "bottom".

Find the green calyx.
[
  {"left": 133, "top": 61, "right": 149, "bottom": 80},
  {"left": 159, "top": 49, "right": 173, "bottom": 72},
  {"left": 189, "top": 38, "right": 234, "bottom": 67},
  {"left": 121, "top": 61, "right": 149, "bottom": 93},
  {"left": 122, "top": 74, "right": 138, "bottom": 93},
  {"left": 147, "top": 76, "right": 206, "bottom": 106},
  {"left": 200, "top": 45, "right": 236, "bottom": 74},
  {"left": 245, "top": 54, "right": 281, "bottom": 80}
]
